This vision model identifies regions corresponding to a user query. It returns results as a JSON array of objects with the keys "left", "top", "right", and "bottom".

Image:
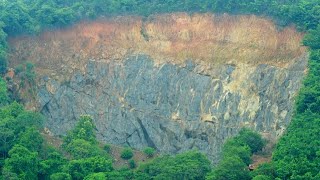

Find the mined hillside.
[{"left": 8, "top": 13, "right": 307, "bottom": 162}]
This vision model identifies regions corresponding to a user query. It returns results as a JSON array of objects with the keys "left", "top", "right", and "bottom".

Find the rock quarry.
[{"left": 8, "top": 13, "right": 307, "bottom": 162}]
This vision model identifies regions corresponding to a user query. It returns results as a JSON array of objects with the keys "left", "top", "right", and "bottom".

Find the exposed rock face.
[{"left": 8, "top": 13, "right": 307, "bottom": 162}]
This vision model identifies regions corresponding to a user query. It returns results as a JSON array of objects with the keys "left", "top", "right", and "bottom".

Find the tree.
[
  {"left": 222, "top": 140, "right": 252, "bottom": 165},
  {"left": 3, "top": 145, "right": 39, "bottom": 180},
  {"left": 0, "top": 79, "right": 9, "bottom": 106},
  {"left": 303, "top": 25, "right": 320, "bottom": 49},
  {"left": 0, "top": 21, "right": 7, "bottom": 75},
  {"left": 18, "top": 127, "right": 44, "bottom": 152},
  {"left": 66, "top": 156, "right": 113, "bottom": 180},
  {"left": 234, "top": 128, "right": 266, "bottom": 153},
  {"left": 65, "top": 139, "right": 102, "bottom": 159},
  {"left": 0, "top": 126, "right": 14, "bottom": 159},
  {"left": 251, "top": 163, "right": 276, "bottom": 179},
  {"left": 15, "top": 111, "right": 45, "bottom": 131},
  {"left": 206, "top": 156, "right": 251, "bottom": 180},
  {"left": 39, "top": 150, "right": 67, "bottom": 179},
  {"left": 63, "top": 115, "right": 97, "bottom": 146},
  {"left": 50, "top": 172, "right": 72, "bottom": 180},
  {"left": 0, "top": 101, "right": 24, "bottom": 119}
]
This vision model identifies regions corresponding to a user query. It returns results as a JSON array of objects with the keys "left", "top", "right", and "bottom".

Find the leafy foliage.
[
  {"left": 137, "top": 151, "right": 211, "bottom": 180},
  {"left": 143, "top": 147, "right": 156, "bottom": 158},
  {"left": 128, "top": 159, "right": 136, "bottom": 169},
  {"left": 120, "top": 148, "right": 134, "bottom": 160},
  {"left": 0, "top": 78, "right": 9, "bottom": 107},
  {"left": 50, "top": 172, "right": 72, "bottom": 180},
  {"left": 206, "top": 156, "right": 251, "bottom": 180},
  {"left": 84, "top": 172, "right": 106, "bottom": 180},
  {"left": 3, "top": 145, "right": 39, "bottom": 180},
  {"left": 206, "top": 129, "right": 265, "bottom": 179},
  {"left": 65, "top": 139, "right": 102, "bottom": 159},
  {"left": 17, "top": 127, "right": 44, "bottom": 152},
  {"left": 234, "top": 128, "right": 266, "bottom": 153},
  {"left": 39, "top": 150, "right": 67, "bottom": 179},
  {"left": 253, "top": 16, "right": 320, "bottom": 180},
  {"left": 66, "top": 156, "right": 113, "bottom": 180},
  {"left": 0, "top": 94, "right": 44, "bottom": 170},
  {"left": 63, "top": 115, "right": 97, "bottom": 146}
]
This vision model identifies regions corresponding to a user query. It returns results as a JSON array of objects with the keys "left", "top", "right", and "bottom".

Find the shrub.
[
  {"left": 129, "top": 159, "right": 136, "bottom": 169},
  {"left": 143, "top": 147, "right": 156, "bottom": 158},
  {"left": 120, "top": 148, "right": 133, "bottom": 160}
]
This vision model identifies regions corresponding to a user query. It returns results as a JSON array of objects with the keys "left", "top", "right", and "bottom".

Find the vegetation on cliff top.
[{"left": 0, "top": 0, "right": 320, "bottom": 179}]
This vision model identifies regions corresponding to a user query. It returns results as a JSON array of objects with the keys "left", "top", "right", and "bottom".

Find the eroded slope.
[{"left": 8, "top": 13, "right": 307, "bottom": 162}]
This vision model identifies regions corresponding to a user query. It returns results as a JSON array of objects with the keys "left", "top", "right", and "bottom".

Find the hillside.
[
  {"left": 1, "top": 0, "right": 319, "bottom": 179},
  {"left": 7, "top": 13, "right": 307, "bottom": 163}
]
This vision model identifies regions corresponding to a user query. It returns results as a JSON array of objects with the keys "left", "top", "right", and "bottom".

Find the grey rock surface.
[{"left": 38, "top": 54, "right": 307, "bottom": 162}]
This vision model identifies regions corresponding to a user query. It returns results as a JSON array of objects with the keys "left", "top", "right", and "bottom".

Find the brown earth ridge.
[{"left": 9, "top": 13, "right": 305, "bottom": 81}]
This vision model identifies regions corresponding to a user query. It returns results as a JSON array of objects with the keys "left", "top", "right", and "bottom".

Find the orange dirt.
[{"left": 8, "top": 13, "right": 305, "bottom": 83}]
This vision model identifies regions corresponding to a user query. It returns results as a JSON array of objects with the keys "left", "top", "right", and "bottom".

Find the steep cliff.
[{"left": 8, "top": 13, "right": 307, "bottom": 162}]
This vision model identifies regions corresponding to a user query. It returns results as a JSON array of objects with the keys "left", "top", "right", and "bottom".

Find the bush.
[
  {"left": 129, "top": 159, "right": 136, "bottom": 169},
  {"left": 120, "top": 148, "right": 133, "bottom": 160},
  {"left": 103, "top": 144, "right": 111, "bottom": 153},
  {"left": 143, "top": 147, "right": 156, "bottom": 158},
  {"left": 235, "top": 128, "right": 266, "bottom": 153}
]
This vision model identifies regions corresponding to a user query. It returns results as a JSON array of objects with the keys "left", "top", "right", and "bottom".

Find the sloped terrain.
[{"left": 8, "top": 13, "right": 307, "bottom": 162}]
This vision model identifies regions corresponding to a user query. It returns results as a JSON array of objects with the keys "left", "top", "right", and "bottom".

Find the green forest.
[{"left": 0, "top": 0, "right": 320, "bottom": 179}]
